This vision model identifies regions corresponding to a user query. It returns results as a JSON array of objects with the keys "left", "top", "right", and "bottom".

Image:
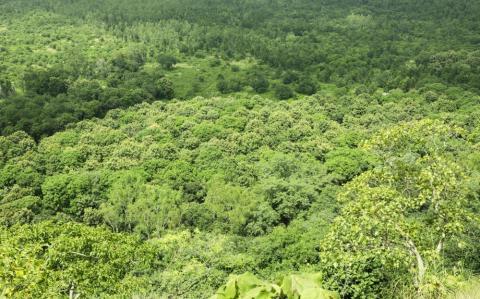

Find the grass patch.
[{"left": 450, "top": 279, "right": 480, "bottom": 299}]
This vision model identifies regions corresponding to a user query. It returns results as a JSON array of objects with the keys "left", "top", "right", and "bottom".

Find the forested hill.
[
  {"left": 5, "top": 0, "right": 480, "bottom": 24},
  {"left": 1, "top": 0, "right": 479, "bottom": 139},
  {"left": 1, "top": 0, "right": 480, "bottom": 298}
]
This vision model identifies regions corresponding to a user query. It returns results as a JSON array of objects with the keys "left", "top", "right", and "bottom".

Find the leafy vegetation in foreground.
[
  {"left": 1, "top": 0, "right": 480, "bottom": 298},
  {"left": 210, "top": 272, "right": 339, "bottom": 299}
]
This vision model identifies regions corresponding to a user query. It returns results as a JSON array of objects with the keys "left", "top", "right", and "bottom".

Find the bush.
[
  {"left": 158, "top": 54, "right": 177, "bottom": 70},
  {"left": 210, "top": 59, "right": 222, "bottom": 67},
  {"left": 0, "top": 221, "right": 160, "bottom": 297},
  {"left": 275, "top": 84, "right": 295, "bottom": 100},
  {"left": 0, "top": 77, "right": 14, "bottom": 97},
  {"left": 210, "top": 272, "right": 339, "bottom": 299},
  {"left": 217, "top": 78, "right": 243, "bottom": 94},
  {"left": 155, "top": 78, "right": 175, "bottom": 99},
  {"left": 249, "top": 73, "right": 270, "bottom": 93},
  {"left": 282, "top": 71, "right": 299, "bottom": 84},
  {"left": 296, "top": 78, "right": 317, "bottom": 95}
]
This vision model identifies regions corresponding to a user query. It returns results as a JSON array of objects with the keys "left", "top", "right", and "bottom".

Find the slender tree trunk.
[
  {"left": 436, "top": 232, "right": 445, "bottom": 254},
  {"left": 406, "top": 239, "right": 426, "bottom": 287},
  {"left": 69, "top": 283, "right": 80, "bottom": 299}
]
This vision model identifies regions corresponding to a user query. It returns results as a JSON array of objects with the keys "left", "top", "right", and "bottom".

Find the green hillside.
[{"left": 1, "top": 0, "right": 480, "bottom": 298}]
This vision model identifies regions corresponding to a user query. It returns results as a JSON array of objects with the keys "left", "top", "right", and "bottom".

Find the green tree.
[
  {"left": 275, "top": 84, "right": 295, "bottom": 100},
  {"left": 158, "top": 54, "right": 177, "bottom": 70},
  {"left": 204, "top": 181, "right": 259, "bottom": 234},
  {"left": 282, "top": 71, "right": 299, "bottom": 84},
  {"left": 99, "top": 171, "right": 147, "bottom": 232},
  {"left": 249, "top": 73, "right": 270, "bottom": 93},
  {"left": 324, "top": 147, "right": 375, "bottom": 184},
  {"left": 111, "top": 49, "right": 146, "bottom": 72},
  {"left": 0, "top": 77, "right": 14, "bottom": 97},
  {"left": 126, "top": 185, "right": 182, "bottom": 238},
  {"left": 23, "top": 67, "right": 70, "bottom": 96},
  {"left": 295, "top": 78, "right": 317, "bottom": 95},
  {"left": 0, "top": 221, "right": 160, "bottom": 298},
  {"left": 260, "top": 178, "right": 316, "bottom": 225},
  {"left": 320, "top": 120, "right": 476, "bottom": 298},
  {"left": 155, "top": 77, "right": 175, "bottom": 99},
  {"left": 68, "top": 80, "right": 102, "bottom": 101},
  {"left": 217, "top": 78, "right": 243, "bottom": 94}
]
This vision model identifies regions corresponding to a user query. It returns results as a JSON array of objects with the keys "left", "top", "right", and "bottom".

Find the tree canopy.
[{"left": 1, "top": 0, "right": 480, "bottom": 298}]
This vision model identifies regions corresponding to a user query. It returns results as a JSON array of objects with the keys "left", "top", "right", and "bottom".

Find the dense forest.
[{"left": 1, "top": 0, "right": 479, "bottom": 298}]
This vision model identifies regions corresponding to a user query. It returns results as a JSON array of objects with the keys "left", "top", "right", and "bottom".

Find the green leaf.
[
  {"left": 281, "top": 273, "right": 340, "bottom": 299},
  {"left": 211, "top": 273, "right": 281, "bottom": 299}
]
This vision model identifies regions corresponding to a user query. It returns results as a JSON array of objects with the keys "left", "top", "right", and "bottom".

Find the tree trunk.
[
  {"left": 406, "top": 239, "right": 426, "bottom": 287},
  {"left": 436, "top": 232, "right": 445, "bottom": 254}
]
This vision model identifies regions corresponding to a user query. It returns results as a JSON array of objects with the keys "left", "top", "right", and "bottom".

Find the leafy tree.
[
  {"left": 127, "top": 185, "right": 182, "bottom": 238},
  {"left": 217, "top": 78, "right": 243, "bottom": 94},
  {"left": 275, "top": 84, "right": 295, "bottom": 100},
  {"left": 158, "top": 54, "right": 178, "bottom": 70},
  {"left": 0, "top": 221, "right": 160, "bottom": 298},
  {"left": 68, "top": 80, "right": 103, "bottom": 101},
  {"left": 99, "top": 170, "right": 147, "bottom": 232},
  {"left": 242, "top": 202, "right": 280, "bottom": 236},
  {"left": 0, "top": 78, "right": 14, "bottom": 97},
  {"left": 23, "top": 67, "right": 70, "bottom": 96},
  {"left": 204, "top": 181, "right": 259, "bottom": 234},
  {"left": 111, "top": 49, "right": 146, "bottom": 72},
  {"left": 210, "top": 58, "right": 222, "bottom": 67},
  {"left": 295, "top": 78, "right": 317, "bottom": 95},
  {"left": 324, "top": 147, "right": 375, "bottom": 184},
  {"left": 260, "top": 178, "right": 316, "bottom": 225},
  {"left": 0, "top": 195, "right": 40, "bottom": 226},
  {"left": 41, "top": 171, "right": 109, "bottom": 217},
  {"left": 282, "top": 71, "right": 299, "bottom": 84},
  {"left": 0, "top": 131, "right": 36, "bottom": 166},
  {"left": 249, "top": 73, "right": 270, "bottom": 93},
  {"left": 217, "top": 79, "right": 230, "bottom": 94},
  {"left": 320, "top": 120, "right": 477, "bottom": 298},
  {"left": 155, "top": 77, "right": 175, "bottom": 99}
]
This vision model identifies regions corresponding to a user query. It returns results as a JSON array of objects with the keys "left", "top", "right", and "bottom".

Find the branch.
[{"left": 69, "top": 251, "right": 98, "bottom": 260}]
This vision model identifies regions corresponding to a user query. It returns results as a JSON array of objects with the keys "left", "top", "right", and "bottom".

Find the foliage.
[
  {"left": 249, "top": 73, "right": 270, "bottom": 93},
  {"left": 2, "top": 0, "right": 480, "bottom": 138},
  {"left": 24, "top": 67, "right": 70, "bottom": 96},
  {"left": 296, "top": 78, "right": 317, "bottom": 96},
  {"left": 1, "top": 0, "right": 480, "bottom": 298},
  {"left": 320, "top": 120, "right": 478, "bottom": 298},
  {"left": 282, "top": 273, "right": 340, "bottom": 299},
  {"left": 158, "top": 54, "right": 178, "bottom": 70},
  {"left": 0, "top": 221, "right": 161, "bottom": 298},
  {"left": 210, "top": 273, "right": 281, "bottom": 299},
  {"left": 275, "top": 84, "right": 295, "bottom": 100},
  {"left": 210, "top": 272, "right": 339, "bottom": 299}
]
